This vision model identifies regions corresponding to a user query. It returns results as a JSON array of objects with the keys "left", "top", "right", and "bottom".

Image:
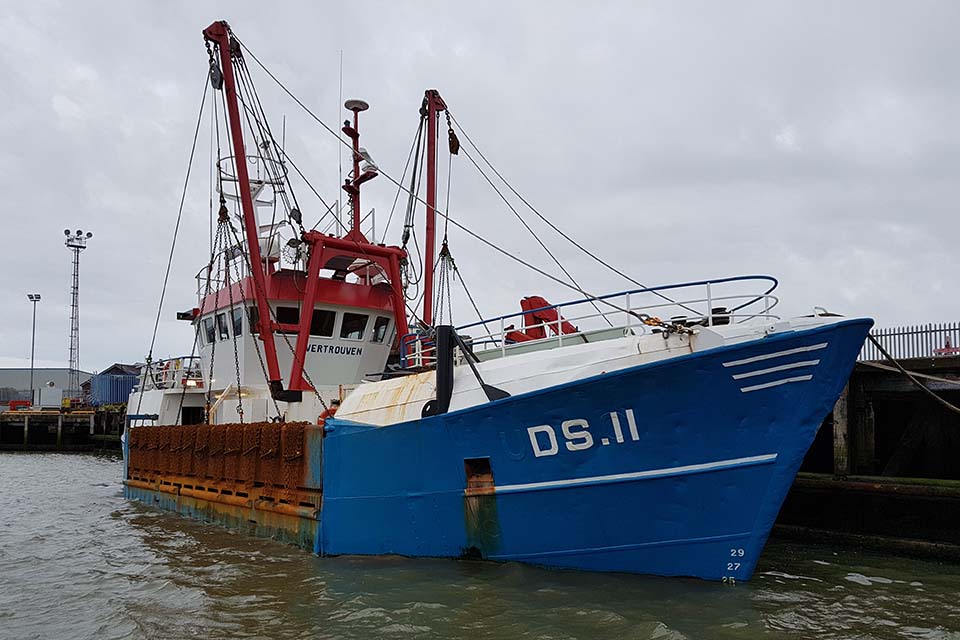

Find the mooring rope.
[{"left": 868, "top": 333, "right": 960, "bottom": 416}]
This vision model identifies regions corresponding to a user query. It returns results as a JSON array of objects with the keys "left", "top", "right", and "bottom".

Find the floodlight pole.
[{"left": 64, "top": 230, "right": 92, "bottom": 403}]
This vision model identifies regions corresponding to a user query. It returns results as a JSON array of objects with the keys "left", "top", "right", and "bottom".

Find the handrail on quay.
[{"left": 859, "top": 322, "right": 960, "bottom": 361}]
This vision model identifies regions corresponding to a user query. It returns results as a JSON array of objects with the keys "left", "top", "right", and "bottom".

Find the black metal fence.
[{"left": 859, "top": 322, "right": 960, "bottom": 361}]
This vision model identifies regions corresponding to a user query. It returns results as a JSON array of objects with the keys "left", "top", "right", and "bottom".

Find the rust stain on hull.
[
  {"left": 125, "top": 482, "right": 318, "bottom": 550},
  {"left": 126, "top": 422, "right": 322, "bottom": 547},
  {"left": 462, "top": 457, "right": 501, "bottom": 557}
]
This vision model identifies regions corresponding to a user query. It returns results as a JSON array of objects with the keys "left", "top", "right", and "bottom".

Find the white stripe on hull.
[
  {"left": 739, "top": 375, "right": 813, "bottom": 393},
  {"left": 722, "top": 342, "right": 828, "bottom": 368},
  {"left": 494, "top": 454, "right": 778, "bottom": 494},
  {"left": 731, "top": 359, "right": 821, "bottom": 380}
]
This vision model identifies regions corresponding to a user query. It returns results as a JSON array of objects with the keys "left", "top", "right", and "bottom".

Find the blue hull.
[{"left": 321, "top": 319, "right": 872, "bottom": 581}]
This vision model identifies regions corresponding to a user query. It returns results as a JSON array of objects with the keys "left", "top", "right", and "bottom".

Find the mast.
[
  {"left": 202, "top": 21, "right": 284, "bottom": 393},
  {"left": 422, "top": 89, "right": 446, "bottom": 327},
  {"left": 341, "top": 99, "right": 377, "bottom": 242},
  {"left": 350, "top": 105, "right": 363, "bottom": 232}
]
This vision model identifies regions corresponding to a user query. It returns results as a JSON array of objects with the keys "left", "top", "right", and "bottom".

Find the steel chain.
[{"left": 222, "top": 219, "right": 245, "bottom": 423}]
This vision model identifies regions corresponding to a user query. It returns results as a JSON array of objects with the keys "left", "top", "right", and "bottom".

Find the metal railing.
[
  {"left": 135, "top": 356, "right": 205, "bottom": 392},
  {"left": 195, "top": 249, "right": 252, "bottom": 303},
  {"left": 401, "top": 275, "right": 780, "bottom": 368},
  {"left": 859, "top": 322, "right": 960, "bottom": 362}
]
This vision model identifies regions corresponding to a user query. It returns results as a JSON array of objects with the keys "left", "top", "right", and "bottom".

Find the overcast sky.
[{"left": 1, "top": 1, "right": 958, "bottom": 372}]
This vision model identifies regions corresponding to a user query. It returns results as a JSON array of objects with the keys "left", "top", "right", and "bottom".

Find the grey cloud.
[{"left": 1, "top": 1, "right": 957, "bottom": 371}]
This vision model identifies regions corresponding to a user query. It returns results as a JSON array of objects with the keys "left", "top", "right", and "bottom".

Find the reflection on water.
[{"left": 1, "top": 453, "right": 959, "bottom": 639}]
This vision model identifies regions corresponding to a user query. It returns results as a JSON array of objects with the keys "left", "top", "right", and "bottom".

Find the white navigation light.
[{"left": 358, "top": 147, "right": 378, "bottom": 171}]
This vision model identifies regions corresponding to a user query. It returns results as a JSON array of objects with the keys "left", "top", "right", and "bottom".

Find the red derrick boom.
[{"left": 202, "top": 21, "right": 410, "bottom": 401}]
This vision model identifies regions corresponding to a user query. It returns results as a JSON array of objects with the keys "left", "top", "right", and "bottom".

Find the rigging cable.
[
  {"left": 434, "top": 243, "right": 454, "bottom": 325},
  {"left": 214, "top": 65, "right": 287, "bottom": 419},
  {"left": 445, "top": 113, "right": 612, "bottom": 326},
  {"left": 210, "top": 48, "right": 255, "bottom": 419},
  {"left": 234, "top": 87, "right": 287, "bottom": 268},
  {"left": 237, "top": 58, "right": 309, "bottom": 239},
  {"left": 174, "top": 257, "right": 212, "bottom": 425},
  {"left": 135, "top": 77, "right": 208, "bottom": 419},
  {"left": 438, "top": 139, "right": 487, "bottom": 328},
  {"left": 241, "top": 73, "right": 428, "bottom": 339},
  {"left": 221, "top": 204, "right": 283, "bottom": 420},
  {"left": 236, "top": 93, "right": 346, "bottom": 235},
  {"left": 222, "top": 226, "right": 245, "bottom": 423},
  {"left": 381, "top": 119, "right": 424, "bottom": 244},
  {"left": 222, "top": 220, "right": 329, "bottom": 413},
  {"left": 338, "top": 49, "right": 343, "bottom": 231},
  {"left": 240, "top": 49, "right": 338, "bottom": 234},
  {"left": 433, "top": 128, "right": 455, "bottom": 325},
  {"left": 447, "top": 111, "right": 700, "bottom": 315},
  {"left": 234, "top": 65, "right": 296, "bottom": 256},
  {"left": 234, "top": 35, "right": 638, "bottom": 320},
  {"left": 203, "top": 219, "right": 228, "bottom": 421},
  {"left": 443, "top": 123, "right": 452, "bottom": 239},
  {"left": 174, "top": 199, "right": 233, "bottom": 424},
  {"left": 401, "top": 123, "right": 428, "bottom": 299},
  {"left": 309, "top": 202, "right": 339, "bottom": 232},
  {"left": 209, "top": 91, "right": 215, "bottom": 256},
  {"left": 144, "top": 77, "right": 208, "bottom": 363},
  {"left": 450, "top": 254, "right": 489, "bottom": 330}
]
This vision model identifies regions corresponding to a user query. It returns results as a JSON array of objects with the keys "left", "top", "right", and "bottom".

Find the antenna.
[
  {"left": 337, "top": 49, "right": 343, "bottom": 232},
  {"left": 64, "top": 229, "right": 93, "bottom": 403}
]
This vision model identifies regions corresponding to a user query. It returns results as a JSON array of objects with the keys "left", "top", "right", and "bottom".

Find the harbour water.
[{"left": 1, "top": 454, "right": 958, "bottom": 640}]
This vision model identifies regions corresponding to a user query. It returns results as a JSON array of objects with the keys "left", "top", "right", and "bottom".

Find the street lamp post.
[{"left": 27, "top": 293, "right": 41, "bottom": 404}]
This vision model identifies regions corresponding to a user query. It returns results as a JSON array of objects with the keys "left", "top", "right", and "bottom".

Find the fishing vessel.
[{"left": 124, "top": 20, "right": 873, "bottom": 582}]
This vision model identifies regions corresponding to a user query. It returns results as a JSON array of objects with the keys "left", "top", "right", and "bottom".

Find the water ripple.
[{"left": 2, "top": 453, "right": 960, "bottom": 639}]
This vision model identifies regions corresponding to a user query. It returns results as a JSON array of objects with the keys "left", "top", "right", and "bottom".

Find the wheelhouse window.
[
  {"left": 340, "top": 313, "right": 368, "bottom": 340},
  {"left": 371, "top": 316, "right": 391, "bottom": 343},
  {"left": 216, "top": 313, "right": 230, "bottom": 341},
  {"left": 276, "top": 306, "right": 300, "bottom": 334},
  {"left": 311, "top": 309, "right": 336, "bottom": 337},
  {"left": 247, "top": 306, "right": 259, "bottom": 334},
  {"left": 231, "top": 308, "right": 244, "bottom": 337},
  {"left": 203, "top": 317, "right": 216, "bottom": 344}
]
